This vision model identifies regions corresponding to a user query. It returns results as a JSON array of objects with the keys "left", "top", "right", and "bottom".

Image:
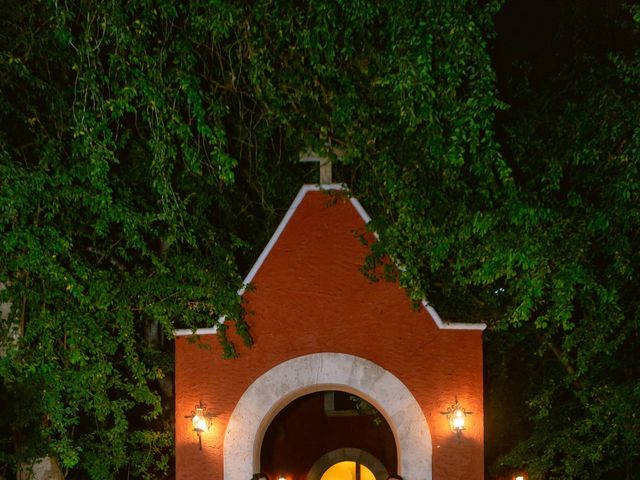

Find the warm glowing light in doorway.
[{"left": 320, "top": 461, "right": 375, "bottom": 480}]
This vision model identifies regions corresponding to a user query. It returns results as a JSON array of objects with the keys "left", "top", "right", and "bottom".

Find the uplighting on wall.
[
  {"left": 440, "top": 396, "right": 473, "bottom": 439},
  {"left": 185, "top": 400, "right": 215, "bottom": 450}
]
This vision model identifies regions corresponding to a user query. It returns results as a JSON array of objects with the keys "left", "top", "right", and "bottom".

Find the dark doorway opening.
[{"left": 260, "top": 391, "right": 397, "bottom": 480}]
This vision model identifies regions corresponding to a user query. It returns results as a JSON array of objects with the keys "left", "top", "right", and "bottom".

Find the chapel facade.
[{"left": 174, "top": 183, "right": 485, "bottom": 480}]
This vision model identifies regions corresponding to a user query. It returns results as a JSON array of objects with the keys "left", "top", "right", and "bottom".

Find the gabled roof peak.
[{"left": 174, "top": 184, "right": 485, "bottom": 336}]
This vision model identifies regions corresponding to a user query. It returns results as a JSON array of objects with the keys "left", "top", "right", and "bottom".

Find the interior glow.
[
  {"left": 320, "top": 461, "right": 376, "bottom": 480},
  {"left": 195, "top": 417, "right": 208, "bottom": 432},
  {"left": 515, "top": 476, "right": 525, "bottom": 480},
  {"left": 192, "top": 414, "right": 201, "bottom": 429},
  {"left": 453, "top": 409, "right": 465, "bottom": 430},
  {"left": 192, "top": 409, "right": 208, "bottom": 432}
]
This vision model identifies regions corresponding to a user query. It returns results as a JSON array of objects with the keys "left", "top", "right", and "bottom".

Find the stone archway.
[
  {"left": 307, "top": 448, "right": 388, "bottom": 480},
  {"left": 223, "top": 353, "right": 432, "bottom": 480}
]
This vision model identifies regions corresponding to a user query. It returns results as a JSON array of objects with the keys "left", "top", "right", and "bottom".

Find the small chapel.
[{"left": 174, "top": 159, "right": 485, "bottom": 480}]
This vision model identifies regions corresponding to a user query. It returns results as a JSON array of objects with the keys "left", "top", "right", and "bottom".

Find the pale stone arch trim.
[
  {"left": 223, "top": 353, "right": 432, "bottom": 480},
  {"left": 307, "top": 448, "right": 389, "bottom": 480}
]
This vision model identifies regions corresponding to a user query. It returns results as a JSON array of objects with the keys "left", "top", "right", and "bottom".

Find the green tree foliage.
[
  {"left": 0, "top": 0, "right": 502, "bottom": 478},
  {"left": 484, "top": 3, "right": 640, "bottom": 479},
  {"left": 0, "top": 1, "right": 256, "bottom": 477},
  {"left": 3, "top": 0, "right": 636, "bottom": 479}
]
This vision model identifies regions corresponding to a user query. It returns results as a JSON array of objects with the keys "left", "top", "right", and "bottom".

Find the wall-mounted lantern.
[
  {"left": 185, "top": 400, "right": 215, "bottom": 450},
  {"left": 277, "top": 474, "right": 286, "bottom": 480},
  {"left": 440, "top": 396, "right": 472, "bottom": 439}
]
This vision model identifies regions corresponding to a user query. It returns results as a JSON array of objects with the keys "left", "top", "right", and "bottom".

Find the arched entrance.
[
  {"left": 223, "top": 353, "right": 432, "bottom": 480},
  {"left": 261, "top": 391, "right": 395, "bottom": 479},
  {"left": 309, "top": 448, "right": 389, "bottom": 480}
]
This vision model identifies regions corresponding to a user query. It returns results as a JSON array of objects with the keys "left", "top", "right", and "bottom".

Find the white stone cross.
[{"left": 300, "top": 150, "right": 332, "bottom": 184}]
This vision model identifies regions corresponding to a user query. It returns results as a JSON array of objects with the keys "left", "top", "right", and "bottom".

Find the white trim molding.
[
  {"left": 422, "top": 301, "right": 487, "bottom": 331},
  {"left": 223, "top": 353, "right": 432, "bottom": 480}
]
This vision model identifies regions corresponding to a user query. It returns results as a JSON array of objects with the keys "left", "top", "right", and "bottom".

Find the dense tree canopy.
[
  {"left": 484, "top": 2, "right": 640, "bottom": 479},
  {"left": 0, "top": 1, "right": 501, "bottom": 477},
  {"left": 0, "top": 0, "right": 638, "bottom": 479}
]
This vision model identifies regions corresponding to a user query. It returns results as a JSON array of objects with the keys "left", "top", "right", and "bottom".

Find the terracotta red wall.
[{"left": 175, "top": 190, "right": 484, "bottom": 480}]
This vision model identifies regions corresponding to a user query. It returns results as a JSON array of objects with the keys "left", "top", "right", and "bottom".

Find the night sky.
[{"left": 492, "top": 0, "right": 634, "bottom": 100}]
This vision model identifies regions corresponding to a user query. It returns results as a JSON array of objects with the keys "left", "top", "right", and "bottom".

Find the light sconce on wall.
[
  {"left": 440, "top": 396, "right": 473, "bottom": 439},
  {"left": 185, "top": 400, "right": 215, "bottom": 450},
  {"left": 277, "top": 475, "right": 286, "bottom": 480}
]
